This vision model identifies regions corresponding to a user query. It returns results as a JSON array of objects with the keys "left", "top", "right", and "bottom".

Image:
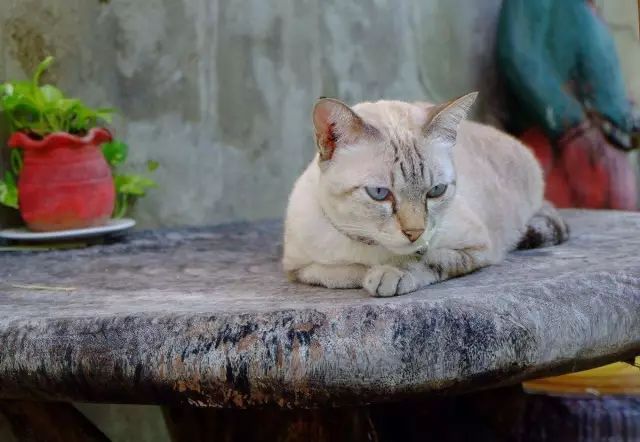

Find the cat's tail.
[{"left": 517, "top": 201, "right": 569, "bottom": 250}]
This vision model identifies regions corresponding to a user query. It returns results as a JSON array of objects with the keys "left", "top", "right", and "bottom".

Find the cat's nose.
[{"left": 402, "top": 228, "right": 424, "bottom": 242}]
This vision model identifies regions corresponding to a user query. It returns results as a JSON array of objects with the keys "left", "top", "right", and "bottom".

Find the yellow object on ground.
[{"left": 523, "top": 357, "right": 640, "bottom": 396}]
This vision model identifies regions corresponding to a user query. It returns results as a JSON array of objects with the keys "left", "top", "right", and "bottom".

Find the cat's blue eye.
[
  {"left": 427, "top": 183, "right": 448, "bottom": 199},
  {"left": 365, "top": 186, "right": 391, "bottom": 201}
]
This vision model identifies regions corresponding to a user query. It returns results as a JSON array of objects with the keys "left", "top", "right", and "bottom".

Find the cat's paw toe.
[
  {"left": 364, "top": 265, "right": 414, "bottom": 297},
  {"left": 396, "top": 271, "right": 419, "bottom": 294}
]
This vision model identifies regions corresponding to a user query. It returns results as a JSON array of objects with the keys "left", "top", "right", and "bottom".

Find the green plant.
[
  {"left": 0, "top": 56, "right": 157, "bottom": 217},
  {"left": 0, "top": 171, "right": 18, "bottom": 209},
  {"left": 0, "top": 150, "right": 21, "bottom": 208},
  {"left": 102, "top": 140, "right": 157, "bottom": 218},
  {"left": 0, "top": 57, "right": 114, "bottom": 136}
]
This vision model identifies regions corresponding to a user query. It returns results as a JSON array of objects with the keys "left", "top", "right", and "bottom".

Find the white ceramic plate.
[{"left": 0, "top": 218, "right": 135, "bottom": 242}]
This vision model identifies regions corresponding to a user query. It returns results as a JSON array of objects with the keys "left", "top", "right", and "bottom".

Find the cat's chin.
[
  {"left": 385, "top": 242, "right": 428, "bottom": 257},
  {"left": 383, "top": 229, "right": 436, "bottom": 256}
]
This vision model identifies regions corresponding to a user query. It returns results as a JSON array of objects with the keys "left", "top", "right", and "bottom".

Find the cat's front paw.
[{"left": 363, "top": 265, "right": 418, "bottom": 297}]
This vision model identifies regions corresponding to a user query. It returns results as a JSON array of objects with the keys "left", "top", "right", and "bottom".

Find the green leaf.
[
  {"left": 1, "top": 91, "right": 39, "bottom": 113},
  {"left": 56, "top": 98, "right": 81, "bottom": 112},
  {"left": 0, "top": 83, "right": 14, "bottom": 97},
  {"left": 102, "top": 140, "right": 129, "bottom": 166},
  {"left": 10, "top": 149, "right": 23, "bottom": 175},
  {"left": 96, "top": 107, "right": 116, "bottom": 116},
  {"left": 39, "top": 85, "right": 64, "bottom": 103},
  {"left": 114, "top": 174, "right": 157, "bottom": 196},
  {"left": 95, "top": 111, "right": 113, "bottom": 124},
  {"left": 0, "top": 56, "right": 118, "bottom": 135},
  {"left": 1, "top": 81, "right": 35, "bottom": 103},
  {"left": 32, "top": 56, "right": 54, "bottom": 87},
  {"left": 113, "top": 193, "right": 128, "bottom": 219},
  {"left": 0, "top": 172, "right": 19, "bottom": 209},
  {"left": 146, "top": 159, "right": 159, "bottom": 172}
]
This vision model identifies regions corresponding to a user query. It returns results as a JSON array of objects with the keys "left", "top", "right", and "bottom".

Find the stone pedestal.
[{"left": 0, "top": 210, "right": 638, "bottom": 439}]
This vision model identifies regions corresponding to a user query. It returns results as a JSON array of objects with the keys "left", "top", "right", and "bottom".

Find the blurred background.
[
  {"left": 1, "top": 0, "right": 639, "bottom": 440},
  {"left": 3, "top": 0, "right": 637, "bottom": 230}
]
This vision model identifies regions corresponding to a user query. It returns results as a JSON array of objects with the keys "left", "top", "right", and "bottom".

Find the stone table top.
[{"left": 0, "top": 210, "right": 639, "bottom": 408}]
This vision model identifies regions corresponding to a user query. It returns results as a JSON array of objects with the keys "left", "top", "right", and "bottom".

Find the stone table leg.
[
  {"left": 0, "top": 400, "right": 109, "bottom": 442},
  {"left": 162, "top": 406, "right": 378, "bottom": 442},
  {"left": 467, "top": 386, "right": 640, "bottom": 441}
]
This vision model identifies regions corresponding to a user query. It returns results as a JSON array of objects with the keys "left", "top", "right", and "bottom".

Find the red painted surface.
[
  {"left": 8, "top": 128, "right": 115, "bottom": 231},
  {"left": 520, "top": 127, "right": 637, "bottom": 210}
]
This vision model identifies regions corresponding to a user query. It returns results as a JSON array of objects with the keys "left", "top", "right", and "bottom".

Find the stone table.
[{"left": 0, "top": 210, "right": 639, "bottom": 440}]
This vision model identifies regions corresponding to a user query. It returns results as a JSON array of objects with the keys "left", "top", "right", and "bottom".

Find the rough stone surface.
[{"left": 0, "top": 210, "right": 639, "bottom": 408}]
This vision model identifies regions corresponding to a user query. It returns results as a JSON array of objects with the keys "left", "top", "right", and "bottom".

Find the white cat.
[{"left": 283, "top": 93, "right": 568, "bottom": 297}]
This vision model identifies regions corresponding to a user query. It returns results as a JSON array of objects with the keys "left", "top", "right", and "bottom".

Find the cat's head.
[{"left": 312, "top": 93, "right": 477, "bottom": 255}]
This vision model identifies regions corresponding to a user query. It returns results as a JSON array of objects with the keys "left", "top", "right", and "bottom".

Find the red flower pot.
[{"left": 8, "top": 128, "right": 115, "bottom": 232}]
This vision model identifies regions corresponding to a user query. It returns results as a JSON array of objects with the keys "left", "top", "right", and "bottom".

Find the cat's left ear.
[
  {"left": 313, "top": 98, "right": 369, "bottom": 161},
  {"left": 423, "top": 92, "right": 478, "bottom": 147}
]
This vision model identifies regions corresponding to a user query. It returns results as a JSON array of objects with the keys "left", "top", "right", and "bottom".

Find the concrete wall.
[
  {"left": 596, "top": 0, "right": 640, "bottom": 190},
  {"left": 0, "top": 0, "right": 503, "bottom": 228}
]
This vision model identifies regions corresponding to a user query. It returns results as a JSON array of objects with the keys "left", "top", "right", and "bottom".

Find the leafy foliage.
[
  {"left": 0, "top": 57, "right": 114, "bottom": 136},
  {"left": 0, "top": 171, "right": 18, "bottom": 209},
  {"left": 101, "top": 139, "right": 128, "bottom": 167},
  {"left": 0, "top": 150, "right": 22, "bottom": 208},
  {"left": 0, "top": 57, "right": 157, "bottom": 217},
  {"left": 102, "top": 140, "right": 157, "bottom": 218}
]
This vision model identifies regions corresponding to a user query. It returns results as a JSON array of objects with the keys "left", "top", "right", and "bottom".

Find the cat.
[{"left": 283, "top": 93, "right": 568, "bottom": 297}]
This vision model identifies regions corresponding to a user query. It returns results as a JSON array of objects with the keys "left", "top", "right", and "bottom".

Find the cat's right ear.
[
  {"left": 423, "top": 92, "right": 477, "bottom": 147},
  {"left": 313, "top": 98, "right": 367, "bottom": 161}
]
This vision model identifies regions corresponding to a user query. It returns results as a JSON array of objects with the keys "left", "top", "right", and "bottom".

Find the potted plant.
[{"left": 0, "top": 57, "right": 155, "bottom": 231}]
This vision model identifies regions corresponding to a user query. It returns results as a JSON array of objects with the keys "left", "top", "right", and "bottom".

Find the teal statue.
[{"left": 497, "top": 0, "right": 639, "bottom": 209}]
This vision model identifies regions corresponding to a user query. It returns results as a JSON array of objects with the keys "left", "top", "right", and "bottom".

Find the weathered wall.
[
  {"left": 0, "top": 0, "right": 503, "bottom": 228},
  {"left": 596, "top": 0, "right": 640, "bottom": 193},
  {"left": 598, "top": 0, "right": 640, "bottom": 101}
]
